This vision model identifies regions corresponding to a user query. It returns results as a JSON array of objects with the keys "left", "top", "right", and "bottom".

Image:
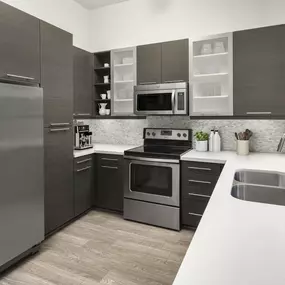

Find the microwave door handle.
[{"left": 171, "top": 91, "right": 176, "bottom": 114}]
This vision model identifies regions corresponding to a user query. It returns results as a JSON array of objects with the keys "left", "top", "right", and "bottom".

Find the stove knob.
[
  {"left": 177, "top": 133, "right": 181, "bottom": 138},
  {"left": 147, "top": 132, "right": 150, "bottom": 136},
  {"left": 152, "top": 132, "right": 156, "bottom": 137},
  {"left": 183, "top": 133, "right": 187, "bottom": 138}
]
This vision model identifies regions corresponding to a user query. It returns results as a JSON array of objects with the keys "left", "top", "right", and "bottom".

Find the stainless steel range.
[{"left": 124, "top": 128, "right": 192, "bottom": 231}]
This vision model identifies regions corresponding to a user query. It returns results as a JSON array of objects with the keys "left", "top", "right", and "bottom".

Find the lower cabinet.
[
  {"left": 74, "top": 155, "right": 93, "bottom": 217},
  {"left": 181, "top": 161, "right": 223, "bottom": 228},
  {"left": 95, "top": 154, "right": 124, "bottom": 212}
]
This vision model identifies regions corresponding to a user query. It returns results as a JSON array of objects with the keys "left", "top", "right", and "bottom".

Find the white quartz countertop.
[
  {"left": 175, "top": 151, "right": 285, "bottom": 285},
  {"left": 74, "top": 143, "right": 138, "bottom": 158}
]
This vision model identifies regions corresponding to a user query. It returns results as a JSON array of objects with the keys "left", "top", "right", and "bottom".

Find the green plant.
[{"left": 194, "top": 131, "right": 209, "bottom": 141}]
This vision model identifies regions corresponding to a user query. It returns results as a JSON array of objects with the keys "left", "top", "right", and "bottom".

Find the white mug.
[
  {"left": 104, "top": 76, "right": 109, "bottom": 83},
  {"left": 100, "top": 94, "right": 107, "bottom": 100},
  {"left": 105, "top": 109, "right": 111, "bottom": 115},
  {"left": 104, "top": 63, "right": 109, "bottom": 67}
]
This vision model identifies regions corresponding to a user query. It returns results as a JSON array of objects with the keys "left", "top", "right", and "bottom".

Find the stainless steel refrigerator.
[{"left": 0, "top": 82, "right": 44, "bottom": 271}]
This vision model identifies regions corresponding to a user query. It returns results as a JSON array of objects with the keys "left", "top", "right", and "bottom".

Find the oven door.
[
  {"left": 134, "top": 90, "right": 175, "bottom": 115},
  {"left": 124, "top": 157, "right": 180, "bottom": 207}
]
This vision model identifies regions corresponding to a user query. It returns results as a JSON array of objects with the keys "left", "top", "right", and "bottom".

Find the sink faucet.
[{"left": 277, "top": 134, "right": 285, "bottom": 152}]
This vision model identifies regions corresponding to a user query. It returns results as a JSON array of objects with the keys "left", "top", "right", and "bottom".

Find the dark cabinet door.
[
  {"left": 0, "top": 2, "right": 40, "bottom": 83},
  {"left": 234, "top": 25, "right": 285, "bottom": 116},
  {"left": 73, "top": 47, "right": 94, "bottom": 117},
  {"left": 41, "top": 21, "right": 73, "bottom": 127},
  {"left": 137, "top": 43, "right": 162, "bottom": 85},
  {"left": 44, "top": 128, "right": 74, "bottom": 235},
  {"left": 162, "top": 39, "right": 189, "bottom": 83},
  {"left": 95, "top": 154, "right": 124, "bottom": 212},
  {"left": 74, "top": 156, "right": 93, "bottom": 217}
]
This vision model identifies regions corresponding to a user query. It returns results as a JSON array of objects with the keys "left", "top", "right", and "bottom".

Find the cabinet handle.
[
  {"left": 101, "top": 166, "right": 118, "bottom": 170},
  {"left": 188, "top": 179, "right": 211, "bottom": 185},
  {"left": 49, "top": 128, "right": 70, "bottom": 132},
  {"left": 77, "top": 158, "right": 92, "bottom": 164},
  {"left": 188, "top": 212, "right": 203, "bottom": 217},
  {"left": 101, "top": 158, "right": 118, "bottom": 161},
  {"left": 188, "top": 193, "right": 210, "bottom": 198},
  {"left": 246, "top": 112, "right": 271, "bottom": 115},
  {"left": 77, "top": 113, "right": 91, "bottom": 116},
  {"left": 188, "top": 166, "right": 211, "bottom": 171},
  {"left": 164, "top": 80, "right": 184, "bottom": 83},
  {"left": 6, "top": 73, "right": 35, "bottom": 81},
  {"left": 50, "top": 123, "right": 70, "bottom": 127},
  {"left": 139, "top": 82, "right": 157, "bottom": 85},
  {"left": 76, "top": 166, "right": 92, "bottom": 172}
]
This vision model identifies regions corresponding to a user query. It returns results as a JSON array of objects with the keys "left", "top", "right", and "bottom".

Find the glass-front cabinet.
[
  {"left": 111, "top": 47, "right": 137, "bottom": 116},
  {"left": 190, "top": 33, "right": 233, "bottom": 116}
]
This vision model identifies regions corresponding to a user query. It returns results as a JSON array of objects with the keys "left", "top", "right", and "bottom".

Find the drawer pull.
[
  {"left": 188, "top": 212, "right": 203, "bottom": 217},
  {"left": 49, "top": 128, "right": 70, "bottom": 132},
  {"left": 77, "top": 158, "right": 92, "bottom": 164},
  {"left": 101, "top": 158, "right": 118, "bottom": 161},
  {"left": 101, "top": 166, "right": 118, "bottom": 170},
  {"left": 76, "top": 166, "right": 91, "bottom": 172},
  {"left": 50, "top": 123, "right": 70, "bottom": 127},
  {"left": 188, "top": 166, "right": 211, "bottom": 171},
  {"left": 77, "top": 113, "right": 91, "bottom": 116},
  {"left": 6, "top": 73, "right": 35, "bottom": 81},
  {"left": 188, "top": 193, "right": 211, "bottom": 198},
  {"left": 188, "top": 179, "right": 211, "bottom": 185}
]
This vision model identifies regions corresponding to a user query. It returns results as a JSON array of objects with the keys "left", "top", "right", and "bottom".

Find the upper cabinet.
[
  {"left": 233, "top": 25, "right": 285, "bottom": 117},
  {"left": 111, "top": 47, "right": 137, "bottom": 116},
  {"left": 0, "top": 2, "right": 40, "bottom": 84},
  {"left": 137, "top": 39, "right": 189, "bottom": 85},
  {"left": 190, "top": 33, "right": 233, "bottom": 116},
  {"left": 73, "top": 47, "right": 94, "bottom": 118},
  {"left": 137, "top": 43, "right": 161, "bottom": 85},
  {"left": 41, "top": 21, "right": 73, "bottom": 126},
  {"left": 161, "top": 39, "right": 189, "bottom": 83}
]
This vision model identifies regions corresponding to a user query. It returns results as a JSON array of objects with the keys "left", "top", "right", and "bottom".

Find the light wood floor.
[{"left": 0, "top": 211, "right": 194, "bottom": 285}]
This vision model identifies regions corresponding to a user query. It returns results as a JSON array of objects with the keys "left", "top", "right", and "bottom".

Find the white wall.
[
  {"left": 90, "top": 0, "right": 285, "bottom": 52},
  {"left": 1, "top": 0, "right": 92, "bottom": 51}
]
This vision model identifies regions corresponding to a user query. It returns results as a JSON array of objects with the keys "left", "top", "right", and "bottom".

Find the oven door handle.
[{"left": 124, "top": 155, "right": 180, "bottom": 164}]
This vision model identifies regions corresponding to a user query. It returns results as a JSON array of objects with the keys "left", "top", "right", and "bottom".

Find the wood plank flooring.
[{"left": 0, "top": 211, "right": 194, "bottom": 285}]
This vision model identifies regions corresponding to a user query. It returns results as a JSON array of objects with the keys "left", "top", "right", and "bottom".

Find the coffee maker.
[{"left": 74, "top": 125, "right": 93, "bottom": 150}]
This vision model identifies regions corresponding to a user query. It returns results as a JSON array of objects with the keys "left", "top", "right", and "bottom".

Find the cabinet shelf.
[
  {"left": 94, "top": 99, "right": 111, "bottom": 102},
  {"left": 94, "top": 66, "right": 110, "bottom": 71},
  {"left": 114, "top": 63, "right": 133, "bottom": 68},
  {"left": 193, "top": 52, "right": 228, "bottom": 59},
  {"left": 114, "top": 80, "right": 134, "bottom": 84},
  {"left": 94, "top": 83, "right": 111, "bottom": 87},
  {"left": 194, "top": 95, "right": 229, "bottom": 99}
]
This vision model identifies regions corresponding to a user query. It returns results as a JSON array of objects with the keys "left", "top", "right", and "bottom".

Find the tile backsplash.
[{"left": 83, "top": 117, "right": 285, "bottom": 153}]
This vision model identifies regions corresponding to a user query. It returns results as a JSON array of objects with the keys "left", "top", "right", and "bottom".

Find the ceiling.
[{"left": 74, "top": 0, "right": 129, "bottom": 10}]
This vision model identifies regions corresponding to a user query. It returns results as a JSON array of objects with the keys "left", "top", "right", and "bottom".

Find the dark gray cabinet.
[
  {"left": 74, "top": 155, "right": 93, "bottom": 217},
  {"left": 137, "top": 43, "right": 162, "bottom": 85},
  {"left": 0, "top": 1, "right": 40, "bottom": 84},
  {"left": 73, "top": 47, "right": 94, "bottom": 118},
  {"left": 181, "top": 161, "right": 223, "bottom": 228},
  {"left": 161, "top": 39, "right": 189, "bottom": 83},
  {"left": 44, "top": 128, "right": 74, "bottom": 235},
  {"left": 137, "top": 39, "right": 189, "bottom": 85},
  {"left": 95, "top": 154, "right": 124, "bottom": 212},
  {"left": 41, "top": 21, "right": 73, "bottom": 127},
  {"left": 234, "top": 25, "right": 285, "bottom": 117}
]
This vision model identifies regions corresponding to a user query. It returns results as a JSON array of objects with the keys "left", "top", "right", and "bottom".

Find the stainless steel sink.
[
  {"left": 231, "top": 184, "right": 285, "bottom": 206},
  {"left": 234, "top": 170, "right": 285, "bottom": 188}
]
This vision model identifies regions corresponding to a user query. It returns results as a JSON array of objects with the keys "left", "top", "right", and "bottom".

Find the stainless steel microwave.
[{"left": 134, "top": 82, "right": 189, "bottom": 116}]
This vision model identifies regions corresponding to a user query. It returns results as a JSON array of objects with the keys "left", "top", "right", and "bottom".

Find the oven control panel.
[{"left": 144, "top": 128, "right": 190, "bottom": 141}]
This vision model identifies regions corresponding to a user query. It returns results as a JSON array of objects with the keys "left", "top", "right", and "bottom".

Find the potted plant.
[{"left": 194, "top": 131, "right": 209, "bottom": 152}]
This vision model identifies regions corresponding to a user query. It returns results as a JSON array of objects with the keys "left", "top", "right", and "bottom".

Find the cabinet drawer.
[
  {"left": 182, "top": 161, "right": 222, "bottom": 177},
  {"left": 74, "top": 155, "right": 93, "bottom": 171},
  {"left": 182, "top": 196, "right": 209, "bottom": 216},
  {"left": 97, "top": 154, "right": 122, "bottom": 168},
  {"left": 182, "top": 212, "right": 202, "bottom": 228},
  {"left": 181, "top": 174, "right": 218, "bottom": 197}
]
